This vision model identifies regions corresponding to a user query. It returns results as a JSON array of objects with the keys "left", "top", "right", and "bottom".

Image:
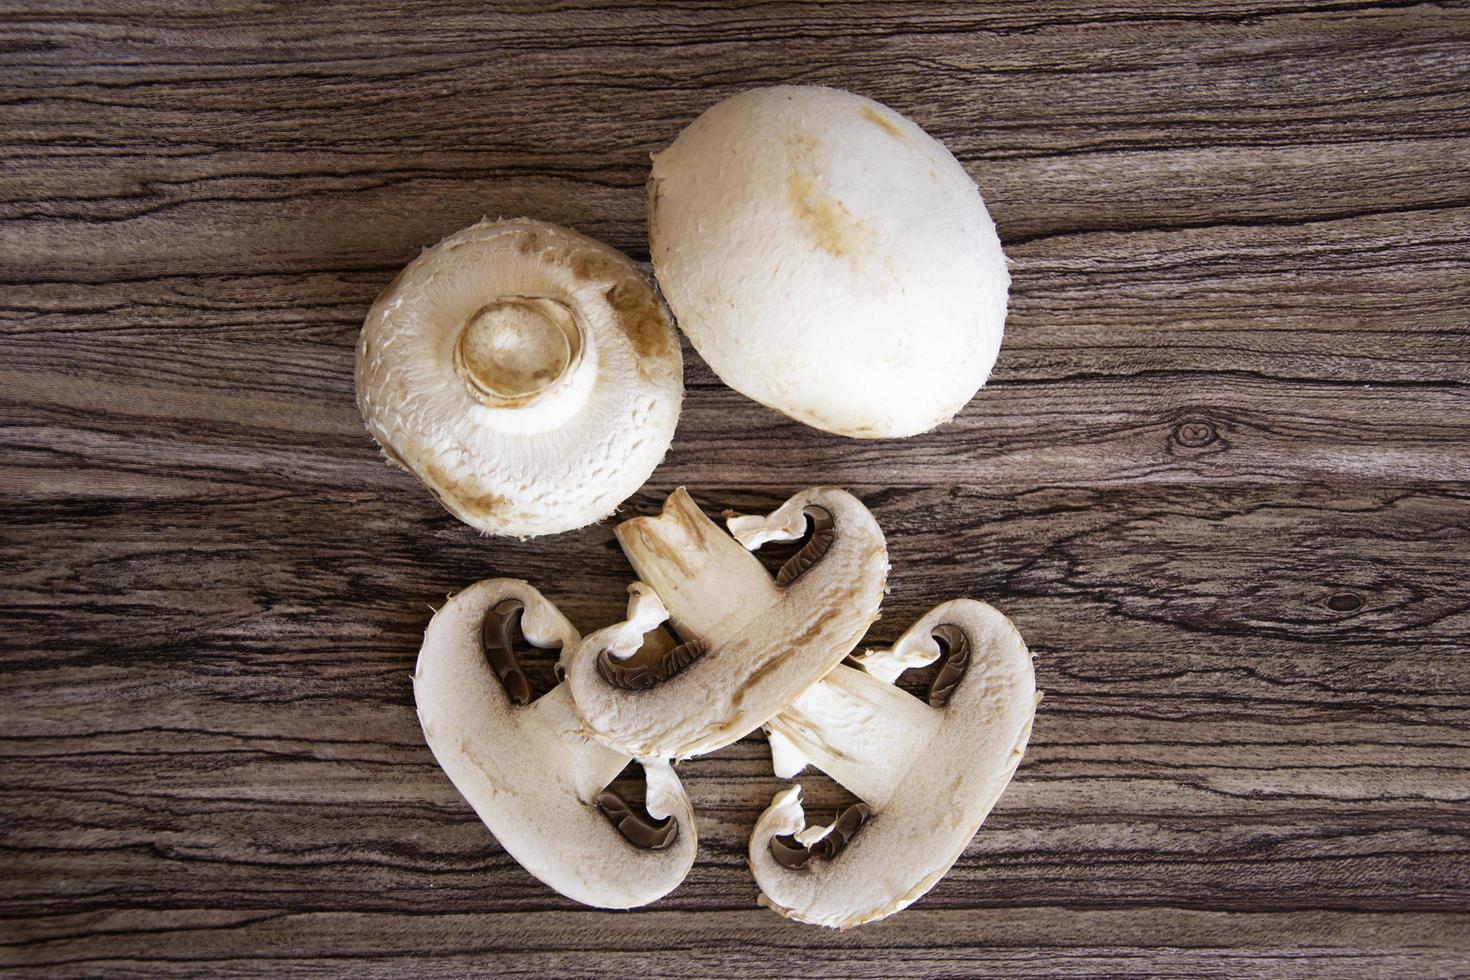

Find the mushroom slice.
[
  {"left": 356, "top": 218, "right": 683, "bottom": 537},
  {"left": 750, "top": 600, "right": 1038, "bottom": 929},
  {"left": 414, "top": 578, "right": 695, "bottom": 909},
  {"left": 563, "top": 487, "right": 888, "bottom": 759}
]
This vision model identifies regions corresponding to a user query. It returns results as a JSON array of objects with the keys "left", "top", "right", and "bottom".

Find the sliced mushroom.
[
  {"left": 414, "top": 578, "right": 695, "bottom": 908},
  {"left": 356, "top": 218, "right": 683, "bottom": 537},
  {"left": 562, "top": 487, "right": 888, "bottom": 759},
  {"left": 750, "top": 599, "right": 1039, "bottom": 929}
]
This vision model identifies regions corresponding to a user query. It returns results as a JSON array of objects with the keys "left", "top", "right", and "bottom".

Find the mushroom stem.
[
  {"left": 597, "top": 582, "right": 672, "bottom": 660},
  {"left": 454, "top": 296, "right": 591, "bottom": 408},
  {"left": 727, "top": 495, "right": 814, "bottom": 549},
  {"left": 615, "top": 488, "right": 779, "bottom": 643},
  {"left": 766, "top": 664, "right": 938, "bottom": 810}
]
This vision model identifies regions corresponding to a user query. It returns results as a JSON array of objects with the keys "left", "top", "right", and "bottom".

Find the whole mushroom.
[
  {"left": 648, "top": 85, "right": 1010, "bottom": 438},
  {"left": 356, "top": 219, "right": 683, "bottom": 537}
]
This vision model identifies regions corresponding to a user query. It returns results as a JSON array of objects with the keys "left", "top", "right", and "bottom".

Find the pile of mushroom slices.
[
  {"left": 357, "top": 85, "right": 1036, "bottom": 928},
  {"left": 413, "top": 488, "right": 1038, "bottom": 927}
]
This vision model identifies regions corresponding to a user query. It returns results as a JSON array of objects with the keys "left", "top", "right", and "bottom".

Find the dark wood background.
[{"left": 3, "top": 1, "right": 1469, "bottom": 976}]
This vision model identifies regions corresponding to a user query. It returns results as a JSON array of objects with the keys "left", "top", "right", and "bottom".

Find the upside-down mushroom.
[
  {"left": 562, "top": 487, "right": 887, "bottom": 759},
  {"left": 648, "top": 86, "right": 1009, "bottom": 438},
  {"left": 356, "top": 219, "right": 683, "bottom": 537},
  {"left": 414, "top": 578, "right": 695, "bottom": 908},
  {"left": 749, "top": 600, "right": 1039, "bottom": 928}
]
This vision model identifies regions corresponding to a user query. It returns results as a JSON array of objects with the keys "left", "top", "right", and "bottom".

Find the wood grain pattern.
[{"left": 3, "top": 1, "right": 1469, "bottom": 976}]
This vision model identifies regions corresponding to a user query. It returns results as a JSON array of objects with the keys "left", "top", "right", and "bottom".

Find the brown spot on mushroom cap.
[
  {"left": 604, "top": 279, "right": 675, "bottom": 364},
  {"left": 859, "top": 105, "right": 907, "bottom": 142},
  {"left": 787, "top": 173, "right": 872, "bottom": 258},
  {"left": 558, "top": 237, "right": 676, "bottom": 367},
  {"left": 515, "top": 229, "right": 543, "bottom": 255},
  {"left": 417, "top": 457, "right": 519, "bottom": 525},
  {"left": 569, "top": 249, "right": 621, "bottom": 283},
  {"left": 373, "top": 439, "right": 413, "bottom": 474}
]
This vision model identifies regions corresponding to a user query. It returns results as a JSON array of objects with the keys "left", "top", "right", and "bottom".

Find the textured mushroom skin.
[
  {"left": 414, "top": 579, "right": 696, "bottom": 909},
  {"left": 648, "top": 86, "right": 1009, "bottom": 438},
  {"left": 356, "top": 218, "right": 683, "bottom": 537},
  {"left": 563, "top": 487, "right": 888, "bottom": 759},
  {"left": 750, "top": 600, "right": 1038, "bottom": 928}
]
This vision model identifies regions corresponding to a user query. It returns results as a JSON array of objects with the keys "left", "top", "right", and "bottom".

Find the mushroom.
[
  {"left": 749, "top": 599, "right": 1039, "bottom": 928},
  {"left": 647, "top": 85, "right": 1010, "bottom": 439},
  {"left": 414, "top": 578, "right": 696, "bottom": 908},
  {"left": 562, "top": 487, "right": 888, "bottom": 759},
  {"left": 356, "top": 218, "right": 683, "bottom": 537}
]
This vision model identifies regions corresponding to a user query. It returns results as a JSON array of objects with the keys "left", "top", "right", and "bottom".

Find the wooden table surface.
[{"left": 4, "top": 2, "right": 1469, "bottom": 976}]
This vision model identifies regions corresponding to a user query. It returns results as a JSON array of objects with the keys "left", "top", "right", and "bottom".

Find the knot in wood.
[{"left": 1173, "top": 420, "right": 1218, "bottom": 448}]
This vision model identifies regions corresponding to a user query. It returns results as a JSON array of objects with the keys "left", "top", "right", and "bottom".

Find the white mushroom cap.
[
  {"left": 750, "top": 600, "right": 1038, "bottom": 928},
  {"left": 414, "top": 579, "right": 696, "bottom": 909},
  {"left": 357, "top": 219, "right": 683, "bottom": 537},
  {"left": 648, "top": 85, "right": 1009, "bottom": 438}
]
